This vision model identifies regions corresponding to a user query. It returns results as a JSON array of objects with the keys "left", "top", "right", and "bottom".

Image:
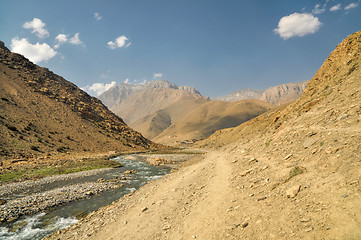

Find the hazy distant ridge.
[
  {"left": 99, "top": 80, "right": 202, "bottom": 109},
  {"left": 214, "top": 81, "right": 309, "bottom": 105}
]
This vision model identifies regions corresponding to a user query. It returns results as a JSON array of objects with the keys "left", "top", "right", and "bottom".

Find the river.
[{"left": 0, "top": 154, "right": 170, "bottom": 240}]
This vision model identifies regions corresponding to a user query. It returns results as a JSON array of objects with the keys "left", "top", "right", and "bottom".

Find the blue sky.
[{"left": 0, "top": 0, "right": 360, "bottom": 97}]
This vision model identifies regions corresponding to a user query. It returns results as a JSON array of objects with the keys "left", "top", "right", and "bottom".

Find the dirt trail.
[{"left": 47, "top": 145, "right": 361, "bottom": 240}]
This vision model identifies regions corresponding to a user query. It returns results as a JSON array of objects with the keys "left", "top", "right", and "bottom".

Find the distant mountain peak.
[
  {"left": 215, "top": 81, "right": 309, "bottom": 105},
  {"left": 145, "top": 79, "right": 178, "bottom": 89},
  {"left": 99, "top": 79, "right": 203, "bottom": 109}
]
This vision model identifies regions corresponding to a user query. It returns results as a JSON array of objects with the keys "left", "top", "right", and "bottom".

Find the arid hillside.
[
  {"left": 101, "top": 80, "right": 274, "bottom": 145},
  {"left": 49, "top": 30, "right": 361, "bottom": 240},
  {"left": 0, "top": 41, "right": 159, "bottom": 162},
  {"left": 151, "top": 99, "right": 272, "bottom": 145}
]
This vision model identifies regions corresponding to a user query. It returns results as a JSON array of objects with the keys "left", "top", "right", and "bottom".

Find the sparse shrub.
[
  {"left": 287, "top": 166, "right": 305, "bottom": 181},
  {"left": 272, "top": 166, "right": 305, "bottom": 190},
  {"left": 30, "top": 145, "right": 39, "bottom": 151},
  {"left": 274, "top": 122, "right": 282, "bottom": 129},
  {"left": 1, "top": 97, "right": 9, "bottom": 102},
  {"left": 66, "top": 136, "right": 72, "bottom": 141},
  {"left": 57, "top": 146, "right": 69, "bottom": 152},
  {"left": 37, "top": 138, "right": 43, "bottom": 143},
  {"left": 7, "top": 126, "right": 18, "bottom": 132},
  {"left": 58, "top": 139, "right": 62, "bottom": 143},
  {"left": 265, "top": 138, "right": 272, "bottom": 147}
]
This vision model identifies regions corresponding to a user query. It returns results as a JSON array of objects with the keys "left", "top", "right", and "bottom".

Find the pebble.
[
  {"left": 286, "top": 185, "right": 301, "bottom": 198},
  {"left": 162, "top": 224, "right": 171, "bottom": 230},
  {"left": 241, "top": 222, "right": 249, "bottom": 228},
  {"left": 257, "top": 196, "right": 267, "bottom": 201}
]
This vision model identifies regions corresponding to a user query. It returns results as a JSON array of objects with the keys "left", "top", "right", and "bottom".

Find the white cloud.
[
  {"left": 330, "top": 4, "right": 342, "bottom": 11},
  {"left": 23, "top": 18, "right": 49, "bottom": 39},
  {"left": 107, "top": 35, "right": 131, "bottom": 49},
  {"left": 345, "top": 2, "right": 358, "bottom": 10},
  {"left": 81, "top": 81, "right": 117, "bottom": 96},
  {"left": 124, "top": 78, "right": 129, "bottom": 84},
  {"left": 54, "top": 34, "right": 68, "bottom": 49},
  {"left": 153, "top": 73, "right": 163, "bottom": 79},
  {"left": 312, "top": 4, "right": 325, "bottom": 14},
  {"left": 94, "top": 12, "right": 102, "bottom": 21},
  {"left": 274, "top": 13, "right": 322, "bottom": 40},
  {"left": 54, "top": 33, "right": 83, "bottom": 49},
  {"left": 70, "top": 33, "right": 83, "bottom": 46},
  {"left": 11, "top": 37, "right": 57, "bottom": 63}
]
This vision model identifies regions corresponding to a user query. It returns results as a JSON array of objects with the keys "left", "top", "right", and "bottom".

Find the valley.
[
  {"left": 47, "top": 30, "right": 361, "bottom": 239},
  {"left": 99, "top": 79, "right": 306, "bottom": 145},
  {"left": 0, "top": 23, "right": 360, "bottom": 240}
]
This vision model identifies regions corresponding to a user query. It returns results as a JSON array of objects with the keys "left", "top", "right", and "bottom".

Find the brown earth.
[
  {"left": 0, "top": 42, "right": 162, "bottom": 173},
  {"left": 47, "top": 28, "right": 361, "bottom": 240}
]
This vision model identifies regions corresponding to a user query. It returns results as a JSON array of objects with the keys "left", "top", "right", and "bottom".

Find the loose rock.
[{"left": 286, "top": 185, "right": 301, "bottom": 198}]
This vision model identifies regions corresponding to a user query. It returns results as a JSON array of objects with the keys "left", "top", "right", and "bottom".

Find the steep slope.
[
  {"left": 0, "top": 41, "right": 158, "bottom": 161},
  {"left": 197, "top": 30, "right": 361, "bottom": 238},
  {"left": 261, "top": 80, "right": 309, "bottom": 105},
  {"left": 152, "top": 99, "right": 272, "bottom": 144},
  {"left": 215, "top": 80, "right": 308, "bottom": 105},
  {"left": 49, "top": 31, "right": 361, "bottom": 240}
]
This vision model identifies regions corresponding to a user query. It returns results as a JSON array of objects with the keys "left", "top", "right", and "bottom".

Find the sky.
[{"left": 0, "top": 0, "right": 360, "bottom": 97}]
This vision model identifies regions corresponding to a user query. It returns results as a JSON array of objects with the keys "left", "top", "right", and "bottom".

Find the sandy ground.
[{"left": 47, "top": 146, "right": 361, "bottom": 240}]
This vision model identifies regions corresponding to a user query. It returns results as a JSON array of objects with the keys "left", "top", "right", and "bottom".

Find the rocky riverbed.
[
  {"left": 0, "top": 168, "right": 124, "bottom": 223},
  {"left": 0, "top": 168, "right": 115, "bottom": 198}
]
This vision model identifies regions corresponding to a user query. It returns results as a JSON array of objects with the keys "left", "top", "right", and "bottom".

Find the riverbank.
[
  {"left": 0, "top": 150, "right": 199, "bottom": 237},
  {"left": 0, "top": 168, "right": 122, "bottom": 223}
]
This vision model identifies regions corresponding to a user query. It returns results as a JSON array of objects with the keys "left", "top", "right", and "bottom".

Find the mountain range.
[
  {"left": 214, "top": 80, "right": 309, "bottom": 105},
  {"left": 99, "top": 79, "right": 307, "bottom": 145}
]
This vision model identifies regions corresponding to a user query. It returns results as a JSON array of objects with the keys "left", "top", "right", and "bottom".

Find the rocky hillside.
[
  {"left": 0, "top": 41, "right": 159, "bottom": 161},
  {"left": 196, "top": 30, "right": 361, "bottom": 239},
  {"left": 215, "top": 81, "right": 308, "bottom": 105}
]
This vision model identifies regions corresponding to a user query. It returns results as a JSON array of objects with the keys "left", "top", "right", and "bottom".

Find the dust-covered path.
[
  {"left": 47, "top": 146, "right": 361, "bottom": 240},
  {"left": 45, "top": 150, "right": 238, "bottom": 239}
]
